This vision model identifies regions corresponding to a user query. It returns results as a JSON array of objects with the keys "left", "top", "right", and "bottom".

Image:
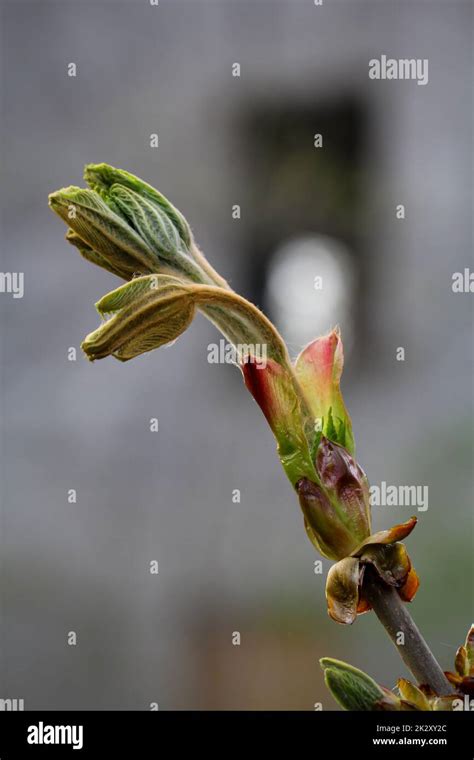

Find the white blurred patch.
[{"left": 264, "top": 235, "right": 356, "bottom": 353}]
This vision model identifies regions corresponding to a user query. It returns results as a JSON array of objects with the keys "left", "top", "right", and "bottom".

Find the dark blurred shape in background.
[{"left": 240, "top": 97, "right": 364, "bottom": 353}]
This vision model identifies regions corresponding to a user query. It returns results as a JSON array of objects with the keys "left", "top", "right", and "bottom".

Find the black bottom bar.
[{"left": 0, "top": 710, "right": 472, "bottom": 758}]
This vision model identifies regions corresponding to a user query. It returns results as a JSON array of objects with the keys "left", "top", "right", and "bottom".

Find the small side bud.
[{"left": 320, "top": 658, "right": 401, "bottom": 711}]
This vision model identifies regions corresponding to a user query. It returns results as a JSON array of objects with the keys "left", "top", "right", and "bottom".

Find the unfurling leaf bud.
[
  {"left": 81, "top": 275, "right": 195, "bottom": 362},
  {"left": 49, "top": 165, "right": 213, "bottom": 285},
  {"left": 80, "top": 274, "right": 297, "bottom": 370}
]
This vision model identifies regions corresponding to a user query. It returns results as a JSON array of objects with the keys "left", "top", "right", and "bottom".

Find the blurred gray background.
[{"left": 0, "top": 0, "right": 472, "bottom": 709}]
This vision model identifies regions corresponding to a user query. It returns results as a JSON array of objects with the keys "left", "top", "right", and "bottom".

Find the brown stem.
[{"left": 363, "top": 566, "right": 453, "bottom": 696}]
